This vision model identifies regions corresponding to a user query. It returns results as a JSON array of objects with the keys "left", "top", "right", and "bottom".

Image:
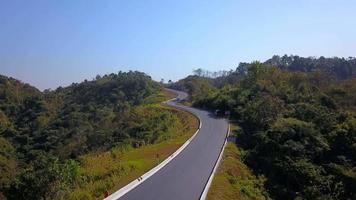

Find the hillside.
[
  {"left": 169, "top": 55, "right": 356, "bottom": 94},
  {"left": 0, "top": 71, "right": 196, "bottom": 199},
  {"left": 265, "top": 55, "right": 356, "bottom": 80},
  {"left": 174, "top": 60, "right": 356, "bottom": 200}
]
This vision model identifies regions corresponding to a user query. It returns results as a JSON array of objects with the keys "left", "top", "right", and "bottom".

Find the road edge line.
[
  {"left": 199, "top": 122, "right": 230, "bottom": 200},
  {"left": 104, "top": 96, "right": 202, "bottom": 200}
]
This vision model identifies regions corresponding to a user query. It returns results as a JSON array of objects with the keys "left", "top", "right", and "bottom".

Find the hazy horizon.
[{"left": 1, "top": 0, "right": 356, "bottom": 90}]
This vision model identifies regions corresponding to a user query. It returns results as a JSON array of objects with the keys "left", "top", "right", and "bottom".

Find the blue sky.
[{"left": 1, "top": 0, "right": 355, "bottom": 90}]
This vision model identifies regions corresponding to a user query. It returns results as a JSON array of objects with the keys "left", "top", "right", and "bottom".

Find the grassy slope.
[
  {"left": 206, "top": 124, "right": 270, "bottom": 200},
  {"left": 66, "top": 89, "right": 199, "bottom": 200}
]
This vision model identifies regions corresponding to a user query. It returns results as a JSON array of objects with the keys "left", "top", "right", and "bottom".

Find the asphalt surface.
[{"left": 119, "top": 89, "right": 228, "bottom": 200}]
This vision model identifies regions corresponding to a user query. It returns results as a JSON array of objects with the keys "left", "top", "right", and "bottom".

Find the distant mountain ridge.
[
  {"left": 168, "top": 55, "right": 356, "bottom": 97},
  {"left": 265, "top": 55, "right": 356, "bottom": 80}
]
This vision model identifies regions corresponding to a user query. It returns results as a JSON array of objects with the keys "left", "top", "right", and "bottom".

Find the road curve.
[{"left": 118, "top": 89, "right": 228, "bottom": 200}]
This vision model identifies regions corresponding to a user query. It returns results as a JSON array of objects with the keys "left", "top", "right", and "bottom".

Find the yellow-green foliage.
[
  {"left": 0, "top": 137, "right": 17, "bottom": 188},
  {"left": 0, "top": 110, "right": 11, "bottom": 132},
  {"left": 143, "top": 89, "right": 177, "bottom": 104},
  {"left": 64, "top": 105, "right": 198, "bottom": 200},
  {"left": 207, "top": 138, "right": 270, "bottom": 200}
]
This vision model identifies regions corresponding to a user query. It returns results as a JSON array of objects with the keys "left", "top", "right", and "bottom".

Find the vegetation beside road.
[
  {"left": 2, "top": 55, "right": 355, "bottom": 199},
  {"left": 171, "top": 55, "right": 356, "bottom": 200},
  {"left": 207, "top": 124, "right": 270, "bottom": 200},
  {"left": 66, "top": 106, "right": 198, "bottom": 200},
  {"left": 0, "top": 72, "right": 198, "bottom": 200}
]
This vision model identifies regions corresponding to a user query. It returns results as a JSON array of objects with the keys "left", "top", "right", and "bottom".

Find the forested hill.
[
  {"left": 0, "top": 71, "right": 180, "bottom": 199},
  {"left": 171, "top": 61, "right": 356, "bottom": 199},
  {"left": 168, "top": 56, "right": 356, "bottom": 95},
  {"left": 265, "top": 55, "right": 356, "bottom": 80},
  {"left": 0, "top": 71, "right": 159, "bottom": 159}
]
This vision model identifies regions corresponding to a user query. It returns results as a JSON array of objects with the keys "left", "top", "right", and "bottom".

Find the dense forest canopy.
[
  {"left": 265, "top": 55, "right": 356, "bottom": 80},
  {"left": 170, "top": 55, "right": 356, "bottom": 94},
  {"left": 0, "top": 71, "right": 183, "bottom": 199},
  {"left": 1, "top": 71, "right": 159, "bottom": 159},
  {"left": 170, "top": 57, "right": 356, "bottom": 200}
]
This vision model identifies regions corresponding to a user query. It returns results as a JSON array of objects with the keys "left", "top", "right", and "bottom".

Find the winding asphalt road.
[{"left": 118, "top": 89, "right": 228, "bottom": 200}]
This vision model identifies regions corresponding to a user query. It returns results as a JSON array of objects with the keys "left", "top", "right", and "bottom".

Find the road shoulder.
[{"left": 206, "top": 123, "right": 270, "bottom": 200}]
